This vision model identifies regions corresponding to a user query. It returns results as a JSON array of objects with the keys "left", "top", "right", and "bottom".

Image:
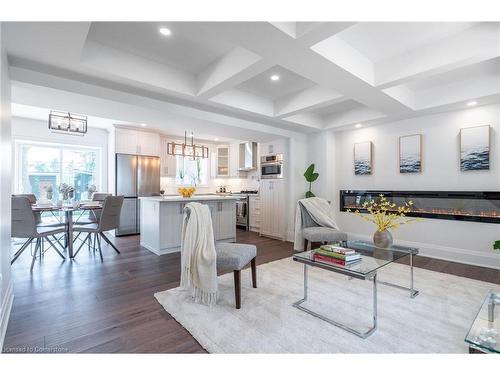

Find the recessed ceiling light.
[
  {"left": 214, "top": 138, "right": 219, "bottom": 141},
  {"left": 270, "top": 74, "right": 280, "bottom": 82},
  {"left": 355, "top": 123, "right": 363, "bottom": 128},
  {"left": 140, "top": 123, "right": 147, "bottom": 127},
  {"left": 159, "top": 27, "right": 171, "bottom": 36},
  {"left": 466, "top": 101, "right": 478, "bottom": 107}
]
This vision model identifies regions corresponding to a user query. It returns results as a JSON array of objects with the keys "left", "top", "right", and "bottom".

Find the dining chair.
[
  {"left": 72, "top": 196, "right": 124, "bottom": 261},
  {"left": 12, "top": 193, "right": 64, "bottom": 228},
  {"left": 76, "top": 192, "right": 112, "bottom": 225},
  {"left": 11, "top": 196, "right": 67, "bottom": 271}
]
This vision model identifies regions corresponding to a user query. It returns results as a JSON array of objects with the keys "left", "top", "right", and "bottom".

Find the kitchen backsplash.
[{"left": 160, "top": 174, "right": 260, "bottom": 194}]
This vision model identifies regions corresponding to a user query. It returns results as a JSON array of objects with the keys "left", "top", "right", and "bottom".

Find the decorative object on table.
[
  {"left": 399, "top": 134, "right": 422, "bottom": 173},
  {"left": 160, "top": 189, "right": 165, "bottom": 195},
  {"left": 86, "top": 184, "right": 97, "bottom": 200},
  {"left": 46, "top": 184, "right": 53, "bottom": 201},
  {"left": 167, "top": 131, "right": 209, "bottom": 160},
  {"left": 313, "top": 244, "right": 361, "bottom": 266},
  {"left": 354, "top": 141, "right": 372, "bottom": 175},
  {"left": 347, "top": 194, "right": 420, "bottom": 248},
  {"left": 58, "top": 183, "right": 75, "bottom": 204},
  {"left": 303, "top": 163, "right": 319, "bottom": 198},
  {"left": 178, "top": 186, "right": 196, "bottom": 198},
  {"left": 48, "top": 110, "right": 87, "bottom": 135},
  {"left": 460, "top": 125, "right": 490, "bottom": 171}
]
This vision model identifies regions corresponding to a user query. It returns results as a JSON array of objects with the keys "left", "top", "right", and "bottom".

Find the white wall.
[
  {"left": 11, "top": 117, "right": 110, "bottom": 193},
  {"left": 0, "top": 22, "right": 14, "bottom": 348},
  {"left": 325, "top": 104, "right": 500, "bottom": 268}
]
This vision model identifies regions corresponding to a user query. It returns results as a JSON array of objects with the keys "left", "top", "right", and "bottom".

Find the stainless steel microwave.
[{"left": 260, "top": 154, "right": 284, "bottom": 179}]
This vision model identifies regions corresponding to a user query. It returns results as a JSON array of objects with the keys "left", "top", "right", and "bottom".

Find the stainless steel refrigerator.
[{"left": 115, "top": 153, "right": 160, "bottom": 236}]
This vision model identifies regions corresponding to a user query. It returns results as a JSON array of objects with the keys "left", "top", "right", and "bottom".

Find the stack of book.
[{"left": 313, "top": 245, "right": 361, "bottom": 266}]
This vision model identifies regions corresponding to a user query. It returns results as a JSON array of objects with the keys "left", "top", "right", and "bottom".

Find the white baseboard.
[
  {"left": 0, "top": 279, "right": 14, "bottom": 350},
  {"left": 346, "top": 232, "right": 500, "bottom": 270}
]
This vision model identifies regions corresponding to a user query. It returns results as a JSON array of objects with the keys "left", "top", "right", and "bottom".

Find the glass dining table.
[{"left": 32, "top": 203, "right": 102, "bottom": 258}]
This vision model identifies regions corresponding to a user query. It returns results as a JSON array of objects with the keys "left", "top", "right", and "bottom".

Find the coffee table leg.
[
  {"left": 292, "top": 266, "right": 377, "bottom": 338},
  {"left": 303, "top": 264, "right": 308, "bottom": 301},
  {"left": 410, "top": 253, "right": 419, "bottom": 298}
]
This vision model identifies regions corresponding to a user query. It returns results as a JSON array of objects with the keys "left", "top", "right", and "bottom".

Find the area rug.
[{"left": 154, "top": 257, "right": 498, "bottom": 353}]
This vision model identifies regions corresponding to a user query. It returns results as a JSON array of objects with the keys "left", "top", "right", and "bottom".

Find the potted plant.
[
  {"left": 494, "top": 241, "right": 500, "bottom": 251},
  {"left": 304, "top": 164, "right": 319, "bottom": 198},
  {"left": 347, "top": 194, "right": 420, "bottom": 248}
]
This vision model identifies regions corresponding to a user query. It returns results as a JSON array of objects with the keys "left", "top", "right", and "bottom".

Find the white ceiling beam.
[
  {"left": 80, "top": 40, "right": 197, "bottom": 96},
  {"left": 296, "top": 22, "right": 355, "bottom": 47},
  {"left": 324, "top": 107, "right": 386, "bottom": 129},
  {"left": 274, "top": 85, "right": 345, "bottom": 118},
  {"left": 200, "top": 22, "right": 412, "bottom": 117},
  {"left": 196, "top": 46, "right": 273, "bottom": 99},
  {"left": 282, "top": 113, "right": 324, "bottom": 129},
  {"left": 210, "top": 89, "right": 274, "bottom": 116},
  {"left": 375, "top": 23, "right": 500, "bottom": 88}
]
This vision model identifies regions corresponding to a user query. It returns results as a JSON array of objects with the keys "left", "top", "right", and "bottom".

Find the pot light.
[
  {"left": 355, "top": 123, "right": 363, "bottom": 128},
  {"left": 140, "top": 123, "right": 147, "bottom": 127},
  {"left": 270, "top": 74, "right": 280, "bottom": 82},
  {"left": 159, "top": 27, "right": 171, "bottom": 36},
  {"left": 466, "top": 101, "right": 477, "bottom": 107},
  {"left": 214, "top": 138, "right": 219, "bottom": 141}
]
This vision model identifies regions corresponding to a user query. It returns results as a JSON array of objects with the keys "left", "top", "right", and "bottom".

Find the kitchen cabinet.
[
  {"left": 216, "top": 145, "right": 230, "bottom": 177},
  {"left": 140, "top": 196, "right": 237, "bottom": 255},
  {"left": 259, "top": 180, "right": 286, "bottom": 240},
  {"left": 160, "top": 136, "right": 176, "bottom": 177},
  {"left": 115, "top": 128, "right": 160, "bottom": 156},
  {"left": 249, "top": 196, "right": 261, "bottom": 232}
]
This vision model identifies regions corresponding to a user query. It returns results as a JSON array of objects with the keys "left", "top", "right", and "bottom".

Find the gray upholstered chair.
[
  {"left": 12, "top": 193, "right": 64, "bottom": 228},
  {"left": 184, "top": 204, "right": 257, "bottom": 309},
  {"left": 72, "top": 195, "right": 124, "bottom": 261},
  {"left": 11, "top": 196, "right": 66, "bottom": 270},
  {"left": 77, "top": 192, "right": 112, "bottom": 225},
  {"left": 299, "top": 201, "right": 347, "bottom": 251}
]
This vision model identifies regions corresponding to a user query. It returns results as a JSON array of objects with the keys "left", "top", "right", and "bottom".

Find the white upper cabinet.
[
  {"left": 115, "top": 128, "right": 160, "bottom": 156},
  {"left": 216, "top": 145, "right": 230, "bottom": 177}
]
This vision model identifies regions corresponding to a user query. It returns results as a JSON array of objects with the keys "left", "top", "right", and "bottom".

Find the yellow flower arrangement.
[
  {"left": 347, "top": 194, "right": 420, "bottom": 231},
  {"left": 178, "top": 186, "right": 196, "bottom": 198}
]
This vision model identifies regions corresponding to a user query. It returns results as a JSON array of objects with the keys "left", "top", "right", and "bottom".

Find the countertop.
[{"left": 139, "top": 195, "right": 239, "bottom": 202}]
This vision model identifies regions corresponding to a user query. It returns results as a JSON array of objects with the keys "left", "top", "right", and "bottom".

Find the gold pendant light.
[{"left": 167, "top": 131, "right": 209, "bottom": 160}]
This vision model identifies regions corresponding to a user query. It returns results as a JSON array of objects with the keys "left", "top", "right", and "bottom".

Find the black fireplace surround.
[{"left": 340, "top": 190, "right": 500, "bottom": 224}]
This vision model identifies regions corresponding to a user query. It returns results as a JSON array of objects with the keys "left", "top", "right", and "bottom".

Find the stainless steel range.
[{"left": 232, "top": 190, "right": 259, "bottom": 231}]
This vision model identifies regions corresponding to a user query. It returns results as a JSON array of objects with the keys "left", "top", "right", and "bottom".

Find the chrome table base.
[{"left": 292, "top": 253, "right": 419, "bottom": 338}]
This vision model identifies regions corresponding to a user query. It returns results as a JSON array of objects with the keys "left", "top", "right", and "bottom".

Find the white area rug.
[{"left": 154, "top": 257, "right": 498, "bottom": 353}]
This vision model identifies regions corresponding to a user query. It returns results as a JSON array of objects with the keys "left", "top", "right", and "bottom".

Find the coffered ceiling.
[{"left": 4, "top": 21, "right": 500, "bottom": 139}]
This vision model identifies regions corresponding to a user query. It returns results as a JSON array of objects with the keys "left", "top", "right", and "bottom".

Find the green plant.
[
  {"left": 303, "top": 164, "right": 319, "bottom": 198},
  {"left": 494, "top": 240, "right": 500, "bottom": 250}
]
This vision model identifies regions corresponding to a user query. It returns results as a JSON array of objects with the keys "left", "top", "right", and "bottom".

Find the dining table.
[{"left": 32, "top": 203, "right": 103, "bottom": 258}]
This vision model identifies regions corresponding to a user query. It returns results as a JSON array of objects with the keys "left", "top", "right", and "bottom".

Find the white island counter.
[{"left": 139, "top": 195, "right": 238, "bottom": 255}]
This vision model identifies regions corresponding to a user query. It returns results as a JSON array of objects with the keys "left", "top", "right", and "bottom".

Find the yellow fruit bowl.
[{"left": 178, "top": 187, "right": 196, "bottom": 198}]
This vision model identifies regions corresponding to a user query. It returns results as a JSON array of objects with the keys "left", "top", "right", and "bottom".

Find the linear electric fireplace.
[{"left": 340, "top": 190, "right": 500, "bottom": 224}]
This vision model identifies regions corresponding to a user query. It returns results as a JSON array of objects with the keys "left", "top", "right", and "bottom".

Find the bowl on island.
[{"left": 178, "top": 187, "right": 196, "bottom": 198}]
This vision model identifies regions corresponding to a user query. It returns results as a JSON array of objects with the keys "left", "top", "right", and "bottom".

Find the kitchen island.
[{"left": 139, "top": 195, "right": 238, "bottom": 255}]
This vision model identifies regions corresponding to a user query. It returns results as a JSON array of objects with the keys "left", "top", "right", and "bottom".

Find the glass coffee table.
[
  {"left": 293, "top": 240, "right": 419, "bottom": 338},
  {"left": 465, "top": 291, "right": 500, "bottom": 353}
]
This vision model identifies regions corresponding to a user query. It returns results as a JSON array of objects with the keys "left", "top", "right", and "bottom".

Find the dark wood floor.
[{"left": 3, "top": 231, "right": 500, "bottom": 353}]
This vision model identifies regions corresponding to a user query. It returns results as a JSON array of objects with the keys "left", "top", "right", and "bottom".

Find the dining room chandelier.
[
  {"left": 48, "top": 110, "right": 88, "bottom": 135},
  {"left": 167, "top": 131, "right": 209, "bottom": 159}
]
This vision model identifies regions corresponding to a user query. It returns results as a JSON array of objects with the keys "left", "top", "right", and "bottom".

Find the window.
[
  {"left": 16, "top": 141, "right": 101, "bottom": 201},
  {"left": 175, "top": 155, "right": 208, "bottom": 186}
]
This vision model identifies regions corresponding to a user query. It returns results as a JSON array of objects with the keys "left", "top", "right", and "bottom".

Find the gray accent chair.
[
  {"left": 299, "top": 201, "right": 348, "bottom": 251},
  {"left": 72, "top": 196, "right": 124, "bottom": 261},
  {"left": 184, "top": 205, "right": 257, "bottom": 309},
  {"left": 77, "top": 192, "right": 112, "bottom": 225},
  {"left": 11, "top": 196, "right": 66, "bottom": 271}
]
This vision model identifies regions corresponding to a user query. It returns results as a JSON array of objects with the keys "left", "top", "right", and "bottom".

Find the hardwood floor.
[{"left": 3, "top": 231, "right": 500, "bottom": 353}]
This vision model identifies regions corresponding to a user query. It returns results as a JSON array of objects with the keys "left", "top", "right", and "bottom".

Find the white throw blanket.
[
  {"left": 180, "top": 202, "right": 218, "bottom": 306},
  {"left": 293, "top": 197, "right": 339, "bottom": 251}
]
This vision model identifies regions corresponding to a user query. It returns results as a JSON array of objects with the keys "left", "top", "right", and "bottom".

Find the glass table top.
[
  {"left": 465, "top": 291, "right": 500, "bottom": 353},
  {"left": 293, "top": 240, "right": 418, "bottom": 278}
]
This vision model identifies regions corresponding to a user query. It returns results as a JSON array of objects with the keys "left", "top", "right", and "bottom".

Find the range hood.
[{"left": 238, "top": 142, "right": 258, "bottom": 171}]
